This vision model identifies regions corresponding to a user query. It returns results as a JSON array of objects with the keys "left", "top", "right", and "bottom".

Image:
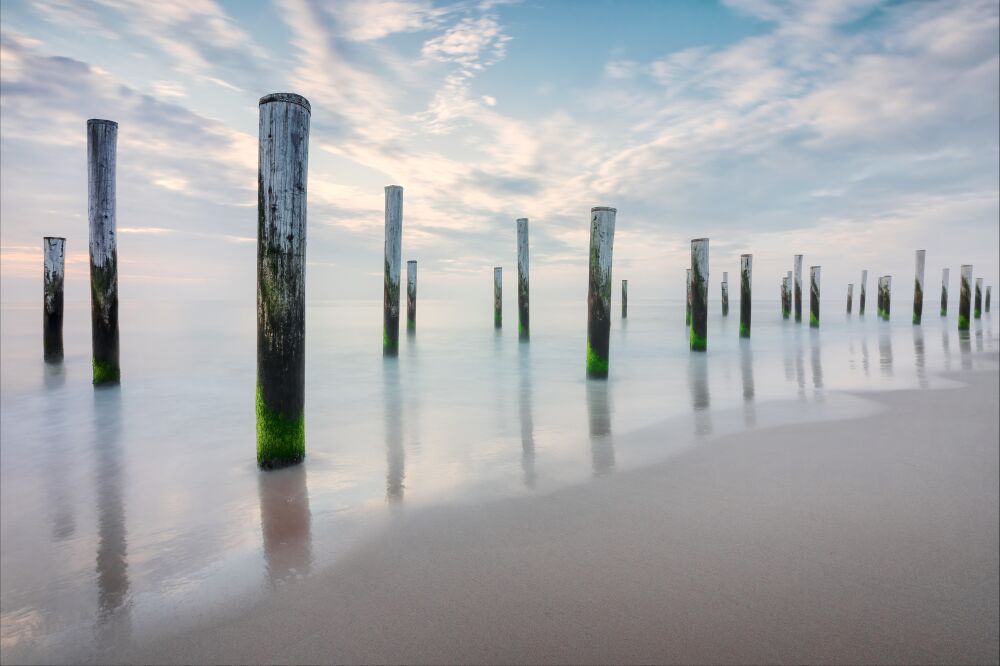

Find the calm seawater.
[{"left": 1, "top": 295, "right": 996, "bottom": 663}]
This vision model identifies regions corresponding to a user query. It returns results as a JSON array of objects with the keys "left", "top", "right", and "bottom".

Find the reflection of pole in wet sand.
[
  {"left": 739, "top": 341, "right": 756, "bottom": 427},
  {"left": 879, "top": 329, "right": 894, "bottom": 377},
  {"left": 586, "top": 381, "right": 614, "bottom": 475},
  {"left": 959, "top": 329, "right": 972, "bottom": 370},
  {"left": 861, "top": 334, "right": 870, "bottom": 376},
  {"left": 258, "top": 464, "right": 312, "bottom": 583},
  {"left": 92, "top": 388, "right": 131, "bottom": 648},
  {"left": 687, "top": 355, "right": 712, "bottom": 436},
  {"left": 44, "top": 363, "right": 75, "bottom": 540},
  {"left": 811, "top": 336, "right": 824, "bottom": 390},
  {"left": 782, "top": 330, "right": 794, "bottom": 381},
  {"left": 794, "top": 330, "right": 806, "bottom": 396},
  {"left": 518, "top": 346, "right": 536, "bottom": 489},
  {"left": 913, "top": 326, "right": 927, "bottom": 387},
  {"left": 941, "top": 328, "right": 951, "bottom": 371},
  {"left": 383, "top": 362, "right": 405, "bottom": 503}
]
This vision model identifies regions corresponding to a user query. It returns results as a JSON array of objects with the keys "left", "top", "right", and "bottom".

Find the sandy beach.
[{"left": 105, "top": 361, "right": 999, "bottom": 665}]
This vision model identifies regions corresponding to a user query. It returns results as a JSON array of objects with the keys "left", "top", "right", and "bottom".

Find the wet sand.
[{"left": 104, "top": 365, "right": 999, "bottom": 664}]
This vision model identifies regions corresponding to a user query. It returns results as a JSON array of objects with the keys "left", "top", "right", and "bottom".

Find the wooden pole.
[
  {"left": 621, "top": 279, "right": 628, "bottom": 318},
  {"left": 43, "top": 237, "right": 66, "bottom": 362},
  {"left": 383, "top": 185, "right": 403, "bottom": 354},
  {"left": 256, "top": 93, "right": 310, "bottom": 469},
  {"left": 847, "top": 283, "right": 853, "bottom": 314},
  {"left": 406, "top": 260, "right": 417, "bottom": 331},
  {"left": 912, "top": 249, "right": 925, "bottom": 325},
  {"left": 781, "top": 276, "right": 791, "bottom": 319},
  {"left": 809, "top": 266, "right": 821, "bottom": 327},
  {"left": 883, "top": 275, "right": 892, "bottom": 320},
  {"left": 586, "top": 207, "right": 616, "bottom": 378},
  {"left": 494, "top": 267, "right": 502, "bottom": 328},
  {"left": 739, "top": 254, "right": 751, "bottom": 338},
  {"left": 721, "top": 271, "right": 729, "bottom": 316},
  {"left": 793, "top": 254, "right": 803, "bottom": 322},
  {"left": 940, "top": 268, "right": 949, "bottom": 316},
  {"left": 958, "top": 265, "right": 972, "bottom": 330},
  {"left": 685, "top": 269, "right": 692, "bottom": 326},
  {"left": 859, "top": 269, "right": 867, "bottom": 315},
  {"left": 986, "top": 285, "right": 991, "bottom": 313},
  {"left": 87, "top": 119, "right": 120, "bottom": 385},
  {"left": 517, "top": 218, "right": 529, "bottom": 338},
  {"left": 974, "top": 277, "right": 983, "bottom": 319},
  {"left": 690, "top": 239, "right": 708, "bottom": 351}
]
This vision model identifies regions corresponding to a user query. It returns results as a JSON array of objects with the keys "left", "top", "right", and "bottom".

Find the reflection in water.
[
  {"left": 258, "top": 464, "right": 312, "bottom": 582},
  {"left": 941, "top": 328, "right": 951, "bottom": 371},
  {"left": 518, "top": 345, "right": 536, "bottom": 488},
  {"left": 861, "top": 334, "right": 871, "bottom": 376},
  {"left": 959, "top": 330, "right": 972, "bottom": 370},
  {"left": 687, "top": 355, "right": 712, "bottom": 436},
  {"left": 739, "top": 341, "right": 756, "bottom": 427},
  {"left": 383, "top": 361, "right": 405, "bottom": 503},
  {"left": 794, "top": 332, "right": 806, "bottom": 397},
  {"left": 913, "top": 326, "right": 927, "bottom": 387},
  {"left": 43, "top": 363, "right": 75, "bottom": 540},
  {"left": 586, "top": 381, "right": 614, "bottom": 475},
  {"left": 879, "top": 329, "right": 894, "bottom": 377},
  {"left": 975, "top": 324, "right": 984, "bottom": 353},
  {"left": 811, "top": 335, "right": 824, "bottom": 390},
  {"left": 92, "top": 388, "right": 131, "bottom": 648}
]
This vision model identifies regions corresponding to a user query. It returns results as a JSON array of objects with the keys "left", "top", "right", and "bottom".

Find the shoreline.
[{"left": 102, "top": 360, "right": 999, "bottom": 665}]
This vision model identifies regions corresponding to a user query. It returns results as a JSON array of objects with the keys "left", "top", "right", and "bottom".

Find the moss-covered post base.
[
  {"left": 974, "top": 277, "right": 983, "bottom": 319},
  {"left": 958, "top": 265, "right": 972, "bottom": 330},
  {"left": 257, "top": 93, "right": 310, "bottom": 469},
  {"left": 690, "top": 239, "right": 709, "bottom": 351},
  {"left": 43, "top": 236, "right": 66, "bottom": 362},
  {"left": 859, "top": 269, "right": 868, "bottom": 316},
  {"left": 383, "top": 186, "right": 403, "bottom": 355},
  {"left": 586, "top": 207, "right": 616, "bottom": 378},
  {"left": 940, "top": 268, "right": 949, "bottom": 317},
  {"left": 739, "top": 255, "right": 751, "bottom": 338},
  {"left": 494, "top": 267, "right": 502, "bottom": 328},
  {"left": 793, "top": 254, "right": 803, "bottom": 323},
  {"left": 809, "top": 266, "right": 821, "bottom": 327},
  {"left": 517, "top": 218, "right": 529, "bottom": 339},
  {"left": 913, "top": 249, "right": 925, "bottom": 325},
  {"left": 721, "top": 271, "right": 729, "bottom": 316},
  {"left": 87, "top": 119, "right": 120, "bottom": 385},
  {"left": 621, "top": 279, "right": 628, "bottom": 318},
  {"left": 846, "top": 283, "right": 853, "bottom": 314},
  {"left": 406, "top": 260, "right": 417, "bottom": 331}
]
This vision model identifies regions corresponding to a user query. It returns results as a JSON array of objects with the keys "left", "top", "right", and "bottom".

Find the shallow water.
[{"left": 1, "top": 296, "right": 996, "bottom": 663}]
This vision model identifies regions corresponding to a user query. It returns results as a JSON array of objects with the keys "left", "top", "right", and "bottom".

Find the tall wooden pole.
[
  {"left": 940, "top": 268, "right": 949, "bottom": 316},
  {"left": 517, "top": 218, "right": 529, "bottom": 338},
  {"left": 621, "top": 279, "right": 628, "bottom": 318},
  {"left": 781, "top": 276, "right": 791, "bottom": 319},
  {"left": 882, "top": 276, "right": 892, "bottom": 320},
  {"left": 88, "top": 119, "right": 120, "bottom": 385},
  {"left": 859, "top": 269, "right": 868, "bottom": 315},
  {"left": 721, "top": 271, "right": 729, "bottom": 316},
  {"left": 494, "top": 267, "right": 502, "bottom": 328},
  {"left": 406, "top": 260, "right": 417, "bottom": 330},
  {"left": 809, "top": 266, "right": 821, "bottom": 327},
  {"left": 739, "top": 254, "right": 751, "bottom": 338},
  {"left": 256, "top": 93, "right": 310, "bottom": 469},
  {"left": 586, "top": 207, "right": 616, "bottom": 378},
  {"left": 793, "top": 255, "right": 803, "bottom": 322},
  {"left": 846, "top": 283, "right": 853, "bottom": 314},
  {"left": 974, "top": 277, "right": 983, "bottom": 319},
  {"left": 912, "top": 249, "right": 925, "bottom": 325},
  {"left": 383, "top": 185, "right": 403, "bottom": 354},
  {"left": 685, "top": 269, "right": 692, "bottom": 326},
  {"left": 986, "top": 286, "right": 991, "bottom": 313},
  {"left": 958, "top": 265, "right": 972, "bottom": 330},
  {"left": 43, "top": 237, "right": 66, "bottom": 362},
  {"left": 690, "top": 239, "right": 708, "bottom": 351}
]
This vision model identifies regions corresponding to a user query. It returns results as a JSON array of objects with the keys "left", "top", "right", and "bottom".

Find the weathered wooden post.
[
  {"left": 974, "top": 277, "right": 983, "bottom": 319},
  {"left": 406, "top": 260, "right": 417, "bottom": 330},
  {"left": 586, "top": 207, "right": 616, "bottom": 378},
  {"left": 87, "top": 119, "right": 120, "bottom": 385},
  {"left": 912, "top": 249, "right": 925, "bottom": 325},
  {"left": 721, "top": 272, "right": 729, "bottom": 316},
  {"left": 43, "top": 237, "right": 66, "bottom": 362},
  {"left": 621, "top": 279, "right": 628, "bottom": 318},
  {"left": 383, "top": 185, "right": 403, "bottom": 354},
  {"left": 877, "top": 276, "right": 886, "bottom": 319},
  {"left": 685, "top": 269, "right": 692, "bottom": 325},
  {"left": 793, "top": 255, "right": 803, "bottom": 322},
  {"left": 958, "top": 265, "right": 972, "bottom": 330},
  {"left": 986, "top": 286, "right": 991, "bottom": 313},
  {"left": 882, "top": 276, "right": 892, "bottom": 320},
  {"left": 781, "top": 276, "right": 791, "bottom": 319},
  {"left": 859, "top": 270, "right": 868, "bottom": 315},
  {"left": 256, "top": 93, "right": 310, "bottom": 469},
  {"left": 739, "top": 254, "right": 751, "bottom": 338},
  {"left": 940, "top": 268, "right": 949, "bottom": 316},
  {"left": 493, "top": 267, "right": 502, "bottom": 328},
  {"left": 516, "top": 217, "right": 529, "bottom": 338},
  {"left": 846, "top": 284, "right": 853, "bottom": 314},
  {"left": 690, "top": 238, "right": 708, "bottom": 351},
  {"left": 809, "top": 266, "right": 820, "bottom": 327}
]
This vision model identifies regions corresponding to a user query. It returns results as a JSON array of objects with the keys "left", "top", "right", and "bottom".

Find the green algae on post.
[
  {"left": 846, "top": 283, "right": 853, "bottom": 314},
  {"left": 974, "top": 277, "right": 983, "bottom": 319},
  {"left": 739, "top": 254, "right": 751, "bottom": 338},
  {"left": 383, "top": 186, "right": 403, "bottom": 354},
  {"left": 882, "top": 275, "right": 892, "bottom": 321},
  {"left": 793, "top": 254, "right": 803, "bottom": 323},
  {"left": 859, "top": 269, "right": 868, "bottom": 315},
  {"left": 406, "top": 260, "right": 417, "bottom": 330},
  {"left": 721, "top": 271, "right": 729, "bottom": 316},
  {"left": 958, "top": 265, "right": 972, "bottom": 330},
  {"left": 877, "top": 276, "right": 885, "bottom": 319},
  {"left": 809, "top": 266, "right": 821, "bottom": 328},
  {"left": 690, "top": 238, "right": 708, "bottom": 351},
  {"left": 87, "top": 119, "right": 120, "bottom": 385},
  {"left": 912, "top": 249, "right": 925, "bottom": 325},
  {"left": 256, "top": 93, "right": 310, "bottom": 469},
  {"left": 43, "top": 237, "right": 66, "bottom": 362},
  {"left": 621, "top": 279, "right": 628, "bottom": 318},
  {"left": 494, "top": 266, "right": 502, "bottom": 328},
  {"left": 517, "top": 218, "right": 529, "bottom": 338},
  {"left": 940, "top": 268, "right": 949, "bottom": 316},
  {"left": 586, "top": 207, "right": 616, "bottom": 378},
  {"left": 685, "top": 268, "right": 692, "bottom": 326}
]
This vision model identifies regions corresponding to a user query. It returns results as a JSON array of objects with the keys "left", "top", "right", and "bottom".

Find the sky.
[{"left": 1, "top": 0, "right": 998, "bottom": 306}]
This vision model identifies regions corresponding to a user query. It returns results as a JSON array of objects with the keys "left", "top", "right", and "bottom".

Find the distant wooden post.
[
  {"left": 383, "top": 185, "right": 403, "bottom": 354},
  {"left": 739, "top": 254, "right": 751, "bottom": 338},
  {"left": 256, "top": 93, "right": 311, "bottom": 469},
  {"left": 793, "top": 255, "right": 803, "bottom": 322},
  {"left": 974, "top": 277, "right": 983, "bottom": 319},
  {"left": 877, "top": 277, "right": 884, "bottom": 318},
  {"left": 913, "top": 249, "right": 925, "bottom": 325},
  {"left": 859, "top": 270, "right": 867, "bottom": 315},
  {"left": 690, "top": 239, "right": 708, "bottom": 351},
  {"left": 781, "top": 276, "right": 791, "bottom": 319},
  {"left": 586, "top": 207, "right": 616, "bottom": 378},
  {"left": 958, "top": 265, "right": 972, "bottom": 330},
  {"left": 882, "top": 276, "right": 892, "bottom": 320},
  {"left": 87, "top": 119, "right": 120, "bottom": 385},
  {"left": 940, "top": 268, "right": 949, "bottom": 316},
  {"left": 621, "top": 279, "right": 628, "bottom": 318},
  {"left": 406, "top": 260, "right": 417, "bottom": 330},
  {"left": 685, "top": 269, "right": 692, "bottom": 326},
  {"left": 494, "top": 267, "right": 502, "bottom": 328},
  {"left": 721, "top": 272, "right": 729, "bottom": 316},
  {"left": 809, "top": 266, "right": 820, "bottom": 327},
  {"left": 517, "top": 218, "right": 529, "bottom": 338},
  {"left": 846, "top": 283, "right": 853, "bottom": 314},
  {"left": 43, "top": 237, "right": 66, "bottom": 362},
  {"left": 986, "top": 286, "right": 992, "bottom": 313}
]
